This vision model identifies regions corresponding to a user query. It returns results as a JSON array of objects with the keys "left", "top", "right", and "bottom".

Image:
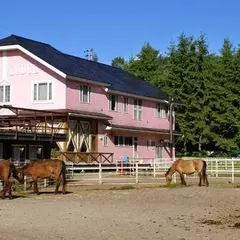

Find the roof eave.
[
  {"left": 107, "top": 89, "right": 169, "bottom": 103},
  {"left": 66, "top": 75, "right": 111, "bottom": 87}
]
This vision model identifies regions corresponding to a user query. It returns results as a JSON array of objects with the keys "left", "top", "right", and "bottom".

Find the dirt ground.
[{"left": 1, "top": 180, "right": 240, "bottom": 240}]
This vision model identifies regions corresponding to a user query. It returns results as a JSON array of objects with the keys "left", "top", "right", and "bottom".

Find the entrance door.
[
  {"left": 155, "top": 146, "right": 163, "bottom": 160},
  {"left": 133, "top": 137, "right": 138, "bottom": 158},
  {"left": 12, "top": 145, "right": 26, "bottom": 164}
]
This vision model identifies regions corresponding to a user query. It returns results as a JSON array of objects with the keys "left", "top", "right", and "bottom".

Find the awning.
[{"left": 105, "top": 124, "right": 181, "bottom": 135}]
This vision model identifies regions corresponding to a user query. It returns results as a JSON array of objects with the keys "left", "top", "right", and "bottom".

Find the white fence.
[{"left": 65, "top": 158, "right": 240, "bottom": 185}]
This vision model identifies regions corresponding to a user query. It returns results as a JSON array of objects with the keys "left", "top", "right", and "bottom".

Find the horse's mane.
[{"left": 165, "top": 166, "right": 172, "bottom": 176}]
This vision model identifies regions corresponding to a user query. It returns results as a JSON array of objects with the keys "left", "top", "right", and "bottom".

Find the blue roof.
[{"left": 0, "top": 35, "right": 169, "bottom": 101}]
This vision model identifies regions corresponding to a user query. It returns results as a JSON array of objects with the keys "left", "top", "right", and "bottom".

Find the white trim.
[
  {"left": 31, "top": 80, "right": 54, "bottom": 104},
  {"left": 0, "top": 45, "right": 66, "bottom": 78},
  {"left": 109, "top": 94, "right": 118, "bottom": 111},
  {"left": 67, "top": 76, "right": 111, "bottom": 87},
  {"left": 79, "top": 84, "right": 91, "bottom": 103},
  {"left": 0, "top": 80, "right": 12, "bottom": 104},
  {"left": 133, "top": 99, "right": 142, "bottom": 120},
  {"left": 108, "top": 89, "right": 169, "bottom": 104}
]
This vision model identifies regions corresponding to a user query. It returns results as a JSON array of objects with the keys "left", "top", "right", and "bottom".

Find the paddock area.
[{"left": 1, "top": 182, "right": 240, "bottom": 240}]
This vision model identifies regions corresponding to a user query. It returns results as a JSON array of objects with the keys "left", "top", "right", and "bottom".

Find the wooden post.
[
  {"left": 231, "top": 159, "right": 234, "bottom": 183},
  {"left": 99, "top": 161, "right": 102, "bottom": 184},
  {"left": 99, "top": 155, "right": 102, "bottom": 184},
  {"left": 135, "top": 162, "right": 139, "bottom": 184},
  {"left": 24, "top": 175, "right": 27, "bottom": 191},
  {"left": 215, "top": 159, "right": 218, "bottom": 177},
  {"left": 153, "top": 158, "right": 156, "bottom": 177},
  {"left": 44, "top": 179, "right": 47, "bottom": 188}
]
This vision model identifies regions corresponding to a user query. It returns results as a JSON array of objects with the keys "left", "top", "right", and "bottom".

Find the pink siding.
[
  {"left": 0, "top": 50, "right": 66, "bottom": 110},
  {"left": 0, "top": 54, "right": 2, "bottom": 76},
  {"left": 98, "top": 123, "right": 171, "bottom": 161},
  {"left": 66, "top": 79, "right": 170, "bottom": 130}
]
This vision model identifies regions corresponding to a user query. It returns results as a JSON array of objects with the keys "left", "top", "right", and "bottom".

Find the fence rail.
[
  {"left": 3, "top": 158, "right": 239, "bottom": 192},
  {"left": 64, "top": 158, "right": 240, "bottom": 185}
]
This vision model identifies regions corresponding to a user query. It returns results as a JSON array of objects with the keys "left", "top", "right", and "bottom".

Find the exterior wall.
[
  {"left": 97, "top": 121, "right": 172, "bottom": 161},
  {"left": 66, "top": 79, "right": 170, "bottom": 130},
  {"left": 0, "top": 50, "right": 66, "bottom": 110}
]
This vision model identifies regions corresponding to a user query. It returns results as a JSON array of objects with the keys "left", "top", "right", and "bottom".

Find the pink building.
[{"left": 0, "top": 35, "right": 178, "bottom": 163}]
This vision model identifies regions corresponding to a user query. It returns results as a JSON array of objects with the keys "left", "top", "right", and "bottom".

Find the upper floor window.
[
  {"left": 109, "top": 94, "right": 118, "bottom": 111},
  {"left": 134, "top": 99, "right": 142, "bottom": 120},
  {"left": 123, "top": 97, "right": 128, "bottom": 113},
  {"left": 0, "top": 81, "right": 11, "bottom": 103},
  {"left": 156, "top": 103, "right": 168, "bottom": 118},
  {"left": 80, "top": 85, "right": 91, "bottom": 103},
  {"left": 33, "top": 82, "right": 52, "bottom": 102}
]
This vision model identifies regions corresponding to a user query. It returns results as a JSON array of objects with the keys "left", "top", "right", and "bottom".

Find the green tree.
[{"left": 111, "top": 57, "right": 126, "bottom": 69}]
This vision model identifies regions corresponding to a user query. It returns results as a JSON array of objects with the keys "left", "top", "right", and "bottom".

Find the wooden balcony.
[
  {"left": 55, "top": 151, "right": 114, "bottom": 164},
  {"left": 0, "top": 105, "right": 68, "bottom": 141}
]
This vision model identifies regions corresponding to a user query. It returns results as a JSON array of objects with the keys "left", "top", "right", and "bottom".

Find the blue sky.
[{"left": 1, "top": 0, "right": 240, "bottom": 64}]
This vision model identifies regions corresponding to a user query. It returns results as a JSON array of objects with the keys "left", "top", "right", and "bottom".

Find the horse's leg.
[
  {"left": 179, "top": 173, "right": 187, "bottom": 185},
  {"left": 205, "top": 174, "right": 209, "bottom": 187},
  {"left": 33, "top": 178, "right": 39, "bottom": 195},
  {"left": 54, "top": 175, "right": 61, "bottom": 194},
  {"left": 198, "top": 172, "right": 202, "bottom": 186}
]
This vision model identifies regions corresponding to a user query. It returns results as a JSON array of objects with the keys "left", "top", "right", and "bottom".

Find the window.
[
  {"left": 123, "top": 97, "right": 128, "bottom": 113},
  {"left": 80, "top": 85, "right": 91, "bottom": 103},
  {"left": 109, "top": 94, "right": 118, "bottom": 111},
  {"left": 0, "top": 82, "right": 11, "bottom": 103},
  {"left": 33, "top": 82, "right": 52, "bottom": 102},
  {"left": 125, "top": 136, "right": 133, "bottom": 146},
  {"left": 134, "top": 99, "right": 142, "bottom": 120},
  {"left": 103, "top": 135, "right": 108, "bottom": 146},
  {"left": 114, "top": 136, "right": 133, "bottom": 146},
  {"left": 156, "top": 103, "right": 168, "bottom": 118}
]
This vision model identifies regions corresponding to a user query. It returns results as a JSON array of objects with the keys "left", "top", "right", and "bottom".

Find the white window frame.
[
  {"left": 103, "top": 135, "right": 108, "bottom": 147},
  {"left": 123, "top": 97, "right": 129, "bottom": 113},
  {"left": 109, "top": 94, "right": 118, "bottom": 111},
  {"left": 79, "top": 85, "right": 91, "bottom": 103},
  {"left": 0, "top": 80, "right": 11, "bottom": 104},
  {"left": 32, "top": 80, "right": 53, "bottom": 103},
  {"left": 134, "top": 99, "right": 142, "bottom": 120},
  {"left": 156, "top": 103, "right": 168, "bottom": 118}
]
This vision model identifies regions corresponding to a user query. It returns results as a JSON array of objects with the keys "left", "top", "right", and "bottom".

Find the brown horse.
[
  {"left": 18, "top": 158, "right": 67, "bottom": 195},
  {"left": 0, "top": 159, "right": 24, "bottom": 199},
  {"left": 165, "top": 159, "right": 209, "bottom": 186}
]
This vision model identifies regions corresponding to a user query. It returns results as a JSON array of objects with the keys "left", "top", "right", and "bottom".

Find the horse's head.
[
  {"left": 165, "top": 167, "right": 173, "bottom": 184},
  {"left": 165, "top": 173, "right": 172, "bottom": 184}
]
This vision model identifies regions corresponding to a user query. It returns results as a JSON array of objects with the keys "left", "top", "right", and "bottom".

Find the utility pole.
[{"left": 169, "top": 97, "right": 174, "bottom": 161}]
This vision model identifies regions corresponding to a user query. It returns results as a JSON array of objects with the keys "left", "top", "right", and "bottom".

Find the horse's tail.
[
  {"left": 202, "top": 160, "right": 209, "bottom": 186},
  {"left": 61, "top": 161, "right": 67, "bottom": 194},
  {"left": 10, "top": 163, "right": 24, "bottom": 184}
]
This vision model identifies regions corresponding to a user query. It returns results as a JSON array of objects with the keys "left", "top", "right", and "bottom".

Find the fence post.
[
  {"left": 231, "top": 159, "right": 234, "bottom": 183},
  {"left": 99, "top": 161, "right": 102, "bottom": 184},
  {"left": 215, "top": 159, "right": 218, "bottom": 177},
  {"left": 24, "top": 175, "right": 27, "bottom": 191},
  {"left": 153, "top": 158, "right": 156, "bottom": 177},
  {"left": 135, "top": 162, "right": 139, "bottom": 183},
  {"left": 44, "top": 179, "right": 47, "bottom": 188}
]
